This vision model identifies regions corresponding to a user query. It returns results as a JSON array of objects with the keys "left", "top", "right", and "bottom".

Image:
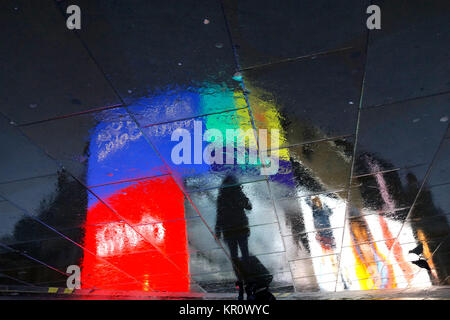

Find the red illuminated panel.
[{"left": 81, "top": 176, "right": 189, "bottom": 292}]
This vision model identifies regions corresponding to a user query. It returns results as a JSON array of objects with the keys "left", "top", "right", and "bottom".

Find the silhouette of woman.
[
  {"left": 311, "top": 197, "right": 335, "bottom": 250},
  {"left": 215, "top": 174, "right": 252, "bottom": 261}
]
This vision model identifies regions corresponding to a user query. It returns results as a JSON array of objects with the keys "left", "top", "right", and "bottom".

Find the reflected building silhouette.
[{"left": 0, "top": 170, "right": 86, "bottom": 286}]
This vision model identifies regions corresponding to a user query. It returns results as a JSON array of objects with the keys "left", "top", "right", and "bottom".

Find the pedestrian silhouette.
[
  {"left": 215, "top": 174, "right": 275, "bottom": 301},
  {"left": 409, "top": 243, "right": 424, "bottom": 256},
  {"left": 215, "top": 174, "right": 251, "bottom": 261},
  {"left": 412, "top": 259, "right": 431, "bottom": 271}
]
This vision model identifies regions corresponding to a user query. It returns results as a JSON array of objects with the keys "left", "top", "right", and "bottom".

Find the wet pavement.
[
  {"left": 1, "top": 285, "right": 450, "bottom": 300},
  {"left": 0, "top": 0, "right": 449, "bottom": 297}
]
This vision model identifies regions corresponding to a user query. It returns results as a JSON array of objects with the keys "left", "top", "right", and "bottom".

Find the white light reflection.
[
  {"left": 96, "top": 218, "right": 166, "bottom": 257},
  {"left": 297, "top": 194, "right": 432, "bottom": 291}
]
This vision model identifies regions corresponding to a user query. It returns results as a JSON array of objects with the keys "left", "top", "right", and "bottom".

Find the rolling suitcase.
[{"left": 233, "top": 256, "right": 276, "bottom": 301}]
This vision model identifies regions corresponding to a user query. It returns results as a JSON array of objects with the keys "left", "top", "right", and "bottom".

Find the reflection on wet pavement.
[{"left": 0, "top": 0, "right": 449, "bottom": 296}]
